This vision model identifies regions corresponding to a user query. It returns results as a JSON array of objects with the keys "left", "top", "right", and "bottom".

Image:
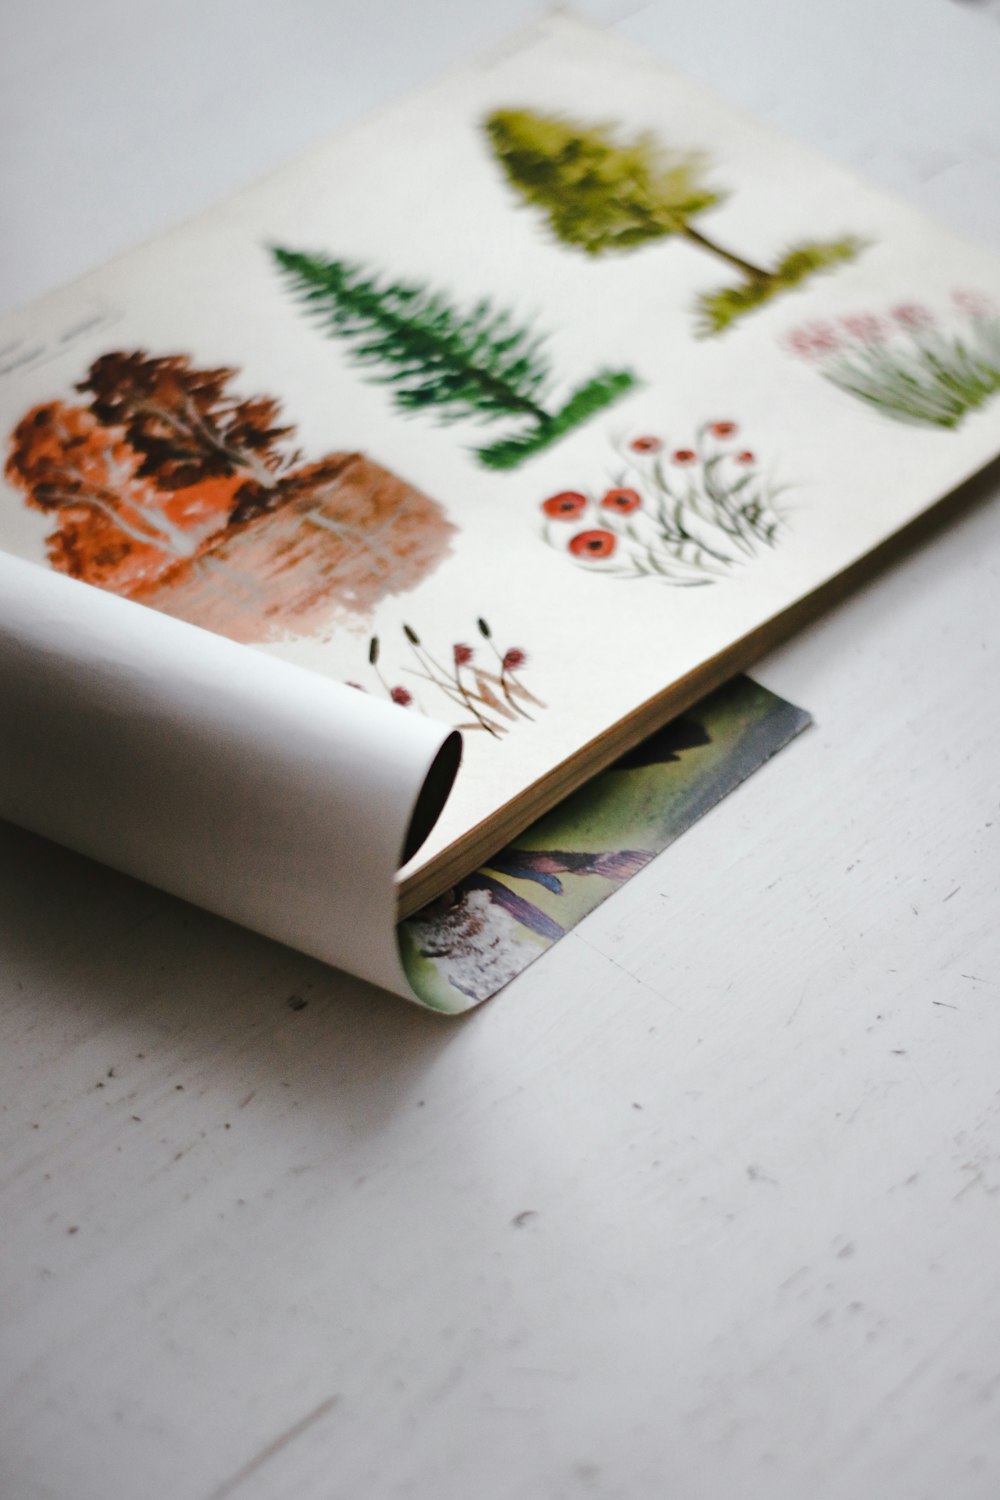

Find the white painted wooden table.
[{"left": 2, "top": 2, "right": 999, "bottom": 1497}]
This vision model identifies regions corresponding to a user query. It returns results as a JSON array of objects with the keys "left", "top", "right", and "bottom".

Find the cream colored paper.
[{"left": 1, "top": 14, "right": 999, "bottom": 1004}]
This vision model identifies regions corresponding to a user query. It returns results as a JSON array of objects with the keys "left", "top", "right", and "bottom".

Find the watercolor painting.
[
  {"left": 3, "top": 15, "right": 999, "bottom": 958},
  {"left": 5, "top": 351, "right": 455, "bottom": 641},
  {"left": 784, "top": 291, "right": 1000, "bottom": 429},
  {"left": 272, "top": 248, "right": 636, "bottom": 468},
  {"left": 541, "top": 421, "right": 785, "bottom": 584},
  {"left": 358, "top": 617, "right": 543, "bottom": 736},
  {"left": 483, "top": 110, "right": 864, "bottom": 336},
  {"left": 400, "top": 676, "right": 810, "bottom": 1011}
]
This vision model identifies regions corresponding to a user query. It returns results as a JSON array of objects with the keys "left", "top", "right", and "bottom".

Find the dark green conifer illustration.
[
  {"left": 272, "top": 248, "right": 636, "bottom": 469},
  {"left": 483, "top": 109, "right": 865, "bottom": 336}
]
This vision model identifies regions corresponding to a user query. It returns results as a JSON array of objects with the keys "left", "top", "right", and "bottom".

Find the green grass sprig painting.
[
  {"left": 784, "top": 292, "right": 1000, "bottom": 428},
  {"left": 483, "top": 109, "right": 864, "bottom": 337},
  {"left": 697, "top": 238, "right": 863, "bottom": 336},
  {"left": 272, "top": 248, "right": 636, "bottom": 469}
]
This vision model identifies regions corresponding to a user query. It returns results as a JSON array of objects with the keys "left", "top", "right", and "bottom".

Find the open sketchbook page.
[{"left": 0, "top": 12, "right": 999, "bottom": 909}]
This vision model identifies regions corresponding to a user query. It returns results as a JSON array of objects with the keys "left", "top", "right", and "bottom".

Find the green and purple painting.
[{"left": 400, "top": 675, "right": 809, "bottom": 1011}]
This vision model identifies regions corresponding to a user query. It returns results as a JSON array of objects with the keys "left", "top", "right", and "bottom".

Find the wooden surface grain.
[{"left": 1, "top": 2, "right": 999, "bottom": 1497}]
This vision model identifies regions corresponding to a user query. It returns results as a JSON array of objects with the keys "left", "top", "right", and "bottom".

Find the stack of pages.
[{"left": 1, "top": 15, "right": 998, "bottom": 1009}]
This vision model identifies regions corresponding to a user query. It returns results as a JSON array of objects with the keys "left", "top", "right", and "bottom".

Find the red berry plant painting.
[
  {"left": 784, "top": 292, "right": 1000, "bottom": 428},
  {"left": 5, "top": 351, "right": 455, "bottom": 642},
  {"left": 357, "top": 617, "right": 544, "bottom": 737},
  {"left": 541, "top": 423, "right": 785, "bottom": 585}
]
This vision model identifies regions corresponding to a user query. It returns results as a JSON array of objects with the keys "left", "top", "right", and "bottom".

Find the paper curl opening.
[{"left": 400, "top": 730, "right": 462, "bottom": 866}]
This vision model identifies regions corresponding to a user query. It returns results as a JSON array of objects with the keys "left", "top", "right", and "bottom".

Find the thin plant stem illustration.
[
  {"left": 359, "top": 621, "right": 545, "bottom": 735},
  {"left": 404, "top": 624, "right": 508, "bottom": 736},
  {"left": 366, "top": 635, "right": 420, "bottom": 711},
  {"left": 477, "top": 616, "right": 543, "bottom": 718}
]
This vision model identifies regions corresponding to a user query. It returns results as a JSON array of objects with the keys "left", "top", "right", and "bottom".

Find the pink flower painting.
[{"left": 784, "top": 291, "right": 1000, "bottom": 428}]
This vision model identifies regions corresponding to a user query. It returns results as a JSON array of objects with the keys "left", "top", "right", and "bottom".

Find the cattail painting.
[{"left": 359, "top": 617, "right": 544, "bottom": 736}]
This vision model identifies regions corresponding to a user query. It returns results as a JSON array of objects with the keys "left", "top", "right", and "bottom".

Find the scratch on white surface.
[
  {"left": 953, "top": 1168, "right": 986, "bottom": 1202},
  {"left": 785, "top": 986, "right": 808, "bottom": 1027},
  {"left": 570, "top": 929, "right": 682, "bottom": 1010},
  {"left": 201, "top": 1398, "right": 340, "bottom": 1500}
]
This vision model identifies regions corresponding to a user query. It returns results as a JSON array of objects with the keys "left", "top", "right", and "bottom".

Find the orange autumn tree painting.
[{"left": 6, "top": 351, "right": 455, "bottom": 641}]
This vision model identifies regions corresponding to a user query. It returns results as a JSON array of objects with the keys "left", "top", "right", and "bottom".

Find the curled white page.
[{"left": 0, "top": 553, "right": 461, "bottom": 1000}]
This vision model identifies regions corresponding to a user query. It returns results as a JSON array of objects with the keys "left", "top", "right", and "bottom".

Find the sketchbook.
[{"left": 1, "top": 13, "right": 998, "bottom": 1007}]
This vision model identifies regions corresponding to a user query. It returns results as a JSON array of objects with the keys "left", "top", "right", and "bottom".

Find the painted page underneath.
[
  {"left": 0, "top": 12, "right": 998, "bottom": 907},
  {"left": 401, "top": 677, "right": 809, "bottom": 1013}
]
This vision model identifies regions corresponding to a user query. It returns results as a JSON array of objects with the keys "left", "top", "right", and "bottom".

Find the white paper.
[{"left": 0, "top": 553, "right": 459, "bottom": 999}]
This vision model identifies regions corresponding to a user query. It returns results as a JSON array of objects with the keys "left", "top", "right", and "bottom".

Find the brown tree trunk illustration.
[
  {"left": 133, "top": 454, "right": 456, "bottom": 641},
  {"left": 680, "top": 226, "right": 773, "bottom": 284}
]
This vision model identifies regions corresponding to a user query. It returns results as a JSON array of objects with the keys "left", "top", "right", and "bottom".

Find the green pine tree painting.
[
  {"left": 272, "top": 248, "right": 636, "bottom": 470},
  {"left": 483, "top": 110, "right": 865, "bottom": 336}
]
